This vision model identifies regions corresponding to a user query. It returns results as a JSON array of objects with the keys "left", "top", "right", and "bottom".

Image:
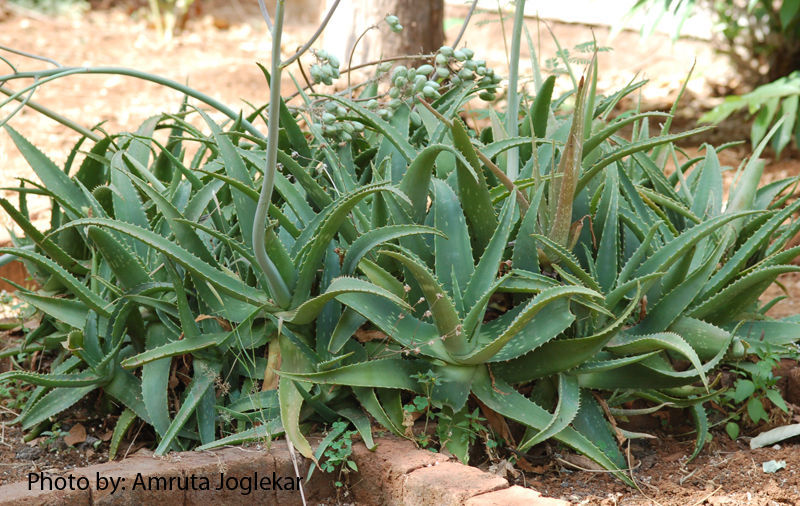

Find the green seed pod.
[
  {"left": 479, "top": 92, "right": 496, "bottom": 101},
  {"left": 409, "top": 111, "right": 422, "bottom": 127},
  {"left": 474, "top": 59, "right": 486, "bottom": 67},
  {"left": 377, "top": 61, "right": 393, "bottom": 73},
  {"left": 458, "top": 68, "right": 473, "bottom": 80},
  {"left": 324, "top": 101, "right": 338, "bottom": 112},
  {"left": 422, "top": 85, "right": 437, "bottom": 98},
  {"left": 479, "top": 76, "right": 493, "bottom": 87},
  {"left": 366, "top": 99, "right": 378, "bottom": 109},
  {"left": 342, "top": 122, "right": 355, "bottom": 134},
  {"left": 324, "top": 124, "right": 339, "bottom": 134},
  {"left": 435, "top": 53, "right": 448, "bottom": 66},
  {"left": 391, "top": 24, "right": 404, "bottom": 33},
  {"left": 436, "top": 67, "right": 450, "bottom": 79},
  {"left": 414, "top": 75, "right": 427, "bottom": 92},
  {"left": 321, "top": 64, "right": 333, "bottom": 78},
  {"left": 439, "top": 45, "right": 454, "bottom": 57},
  {"left": 388, "top": 98, "right": 403, "bottom": 109},
  {"left": 323, "top": 75, "right": 333, "bottom": 86},
  {"left": 385, "top": 14, "right": 399, "bottom": 25},
  {"left": 392, "top": 65, "right": 407, "bottom": 78},
  {"left": 352, "top": 121, "right": 365, "bottom": 131},
  {"left": 317, "top": 49, "right": 329, "bottom": 60},
  {"left": 394, "top": 76, "right": 408, "bottom": 88},
  {"left": 416, "top": 64, "right": 434, "bottom": 75},
  {"left": 462, "top": 48, "right": 475, "bottom": 59},
  {"left": 340, "top": 131, "right": 352, "bottom": 142},
  {"left": 463, "top": 60, "right": 477, "bottom": 71},
  {"left": 407, "top": 67, "right": 417, "bottom": 80},
  {"left": 336, "top": 106, "right": 347, "bottom": 116},
  {"left": 377, "top": 108, "right": 391, "bottom": 119},
  {"left": 476, "top": 66, "right": 486, "bottom": 76},
  {"left": 389, "top": 86, "right": 400, "bottom": 99},
  {"left": 453, "top": 49, "right": 466, "bottom": 61},
  {"left": 425, "top": 80, "right": 440, "bottom": 90},
  {"left": 492, "top": 74, "right": 502, "bottom": 84},
  {"left": 322, "top": 112, "right": 336, "bottom": 123},
  {"left": 328, "top": 54, "right": 340, "bottom": 68},
  {"left": 310, "top": 65, "right": 323, "bottom": 83},
  {"left": 332, "top": 67, "right": 340, "bottom": 78},
  {"left": 451, "top": 75, "right": 462, "bottom": 85}
]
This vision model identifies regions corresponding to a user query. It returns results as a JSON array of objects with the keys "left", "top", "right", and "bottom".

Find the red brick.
[
  {"left": 403, "top": 461, "right": 508, "bottom": 505},
  {"left": 466, "top": 485, "right": 570, "bottom": 506}
]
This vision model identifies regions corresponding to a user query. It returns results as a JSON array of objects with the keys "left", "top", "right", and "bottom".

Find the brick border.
[{"left": 0, "top": 436, "right": 566, "bottom": 505}]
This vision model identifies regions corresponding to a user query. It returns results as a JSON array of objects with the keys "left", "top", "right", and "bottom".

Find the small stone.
[{"left": 15, "top": 445, "right": 42, "bottom": 460}]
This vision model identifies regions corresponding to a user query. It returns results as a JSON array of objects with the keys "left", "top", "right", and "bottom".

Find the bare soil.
[{"left": 1, "top": 3, "right": 800, "bottom": 504}]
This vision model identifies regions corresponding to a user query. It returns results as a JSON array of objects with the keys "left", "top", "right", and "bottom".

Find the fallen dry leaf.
[{"left": 64, "top": 423, "right": 86, "bottom": 447}]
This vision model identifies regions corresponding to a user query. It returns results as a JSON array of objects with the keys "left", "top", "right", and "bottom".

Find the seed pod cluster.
[
  {"left": 385, "top": 14, "right": 404, "bottom": 33},
  {"left": 318, "top": 100, "right": 364, "bottom": 143},
  {"left": 309, "top": 49, "right": 340, "bottom": 86}
]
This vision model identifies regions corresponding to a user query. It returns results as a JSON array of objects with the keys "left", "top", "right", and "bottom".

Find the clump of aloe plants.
[{"left": 0, "top": 0, "right": 799, "bottom": 485}]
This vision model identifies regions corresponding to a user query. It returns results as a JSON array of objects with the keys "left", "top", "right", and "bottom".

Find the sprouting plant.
[
  {"left": 721, "top": 344, "right": 794, "bottom": 439},
  {"left": 320, "top": 421, "right": 358, "bottom": 489}
]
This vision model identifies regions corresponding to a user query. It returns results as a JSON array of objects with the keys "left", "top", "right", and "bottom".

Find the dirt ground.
[{"left": 1, "top": 2, "right": 800, "bottom": 504}]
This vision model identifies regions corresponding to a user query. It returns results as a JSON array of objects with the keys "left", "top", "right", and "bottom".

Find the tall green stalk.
[
  {"left": 505, "top": 0, "right": 526, "bottom": 181},
  {"left": 252, "top": 0, "right": 291, "bottom": 309}
]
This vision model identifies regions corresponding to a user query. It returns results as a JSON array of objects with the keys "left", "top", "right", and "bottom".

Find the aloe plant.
[{"left": 1, "top": 0, "right": 799, "bottom": 485}]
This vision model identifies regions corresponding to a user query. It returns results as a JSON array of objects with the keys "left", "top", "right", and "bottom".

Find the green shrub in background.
[
  {"left": 8, "top": 0, "right": 87, "bottom": 15},
  {"left": 626, "top": 0, "right": 800, "bottom": 155},
  {"left": 0, "top": 0, "right": 799, "bottom": 485}
]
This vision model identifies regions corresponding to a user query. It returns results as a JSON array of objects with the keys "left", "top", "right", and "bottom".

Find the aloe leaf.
[
  {"left": 293, "top": 183, "right": 408, "bottom": 305},
  {"left": 472, "top": 369, "right": 632, "bottom": 485},
  {"left": 328, "top": 308, "right": 367, "bottom": 354},
  {"left": 635, "top": 242, "right": 723, "bottom": 333},
  {"left": 379, "top": 247, "right": 461, "bottom": 348},
  {"left": 530, "top": 75, "right": 556, "bottom": 139},
  {"left": 688, "top": 403, "right": 709, "bottom": 461},
  {"left": 352, "top": 387, "right": 406, "bottom": 437},
  {"left": 278, "top": 334, "right": 315, "bottom": 461},
  {"left": 196, "top": 110, "right": 257, "bottom": 248},
  {"left": 532, "top": 234, "right": 601, "bottom": 292},
  {"left": 141, "top": 323, "right": 174, "bottom": 439},
  {"left": 61, "top": 218, "right": 270, "bottom": 307},
  {"left": 279, "top": 358, "right": 428, "bottom": 392},
  {"left": 690, "top": 265, "right": 800, "bottom": 322},
  {"left": 18, "top": 385, "right": 97, "bottom": 430},
  {"left": 279, "top": 276, "right": 411, "bottom": 325},
  {"left": 154, "top": 359, "right": 221, "bottom": 455},
  {"left": 342, "top": 224, "right": 442, "bottom": 275},
  {"left": 16, "top": 292, "right": 89, "bottom": 328},
  {"left": 463, "top": 196, "right": 517, "bottom": 310},
  {"left": 125, "top": 172, "right": 218, "bottom": 266},
  {"left": 109, "top": 151, "right": 151, "bottom": 255},
  {"left": 701, "top": 199, "right": 800, "bottom": 300},
  {"left": 109, "top": 408, "right": 137, "bottom": 460},
  {"left": 0, "top": 198, "right": 88, "bottom": 275},
  {"left": 121, "top": 332, "right": 230, "bottom": 369},
  {"left": 0, "top": 370, "right": 104, "bottom": 388},
  {"left": 87, "top": 226, "right": 151, "bottom": 290},
  {"left": 398, "top": 144, "right": 477, "bottom": 222},
  {"left": 518, "top": 374, "right": 581, "bottom": 452},
  {"left": 584, "top": 112, "right": 671, "bottom": 157},
  {"left": 595, "top": 167, "right": 620, "bottom": 292},
  {"left": 450, "top": 119, "right": 498, "bottom": 253},
  {"left": 4, "top": 125, "right": 88, "bottom": 212},
  {"left": 494, "top": 291, "right": 639, "bottom": 383},
  {"left": 197, "top": 418, "right": 283, "bottom": 451},
  {"left": 570, "top": 390, "right": 628, "bottom": 470},
  {"left": 607, "top": 332, "right": 709, "bottom": 389},
  {"left": 457, "top": 286, "right": 600, "bottom": 365},
  {"left": 633, "top": 211, "right": 758, "bottom": 278},
  {"left": 0, "top": 248, "right": 108, "bottom": 316},
  {"left": 577, "top": 127, "right": 711, "bottom": 194},
  {"left": 431, "top": 179, "right": 474, "bottom": 296}
]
